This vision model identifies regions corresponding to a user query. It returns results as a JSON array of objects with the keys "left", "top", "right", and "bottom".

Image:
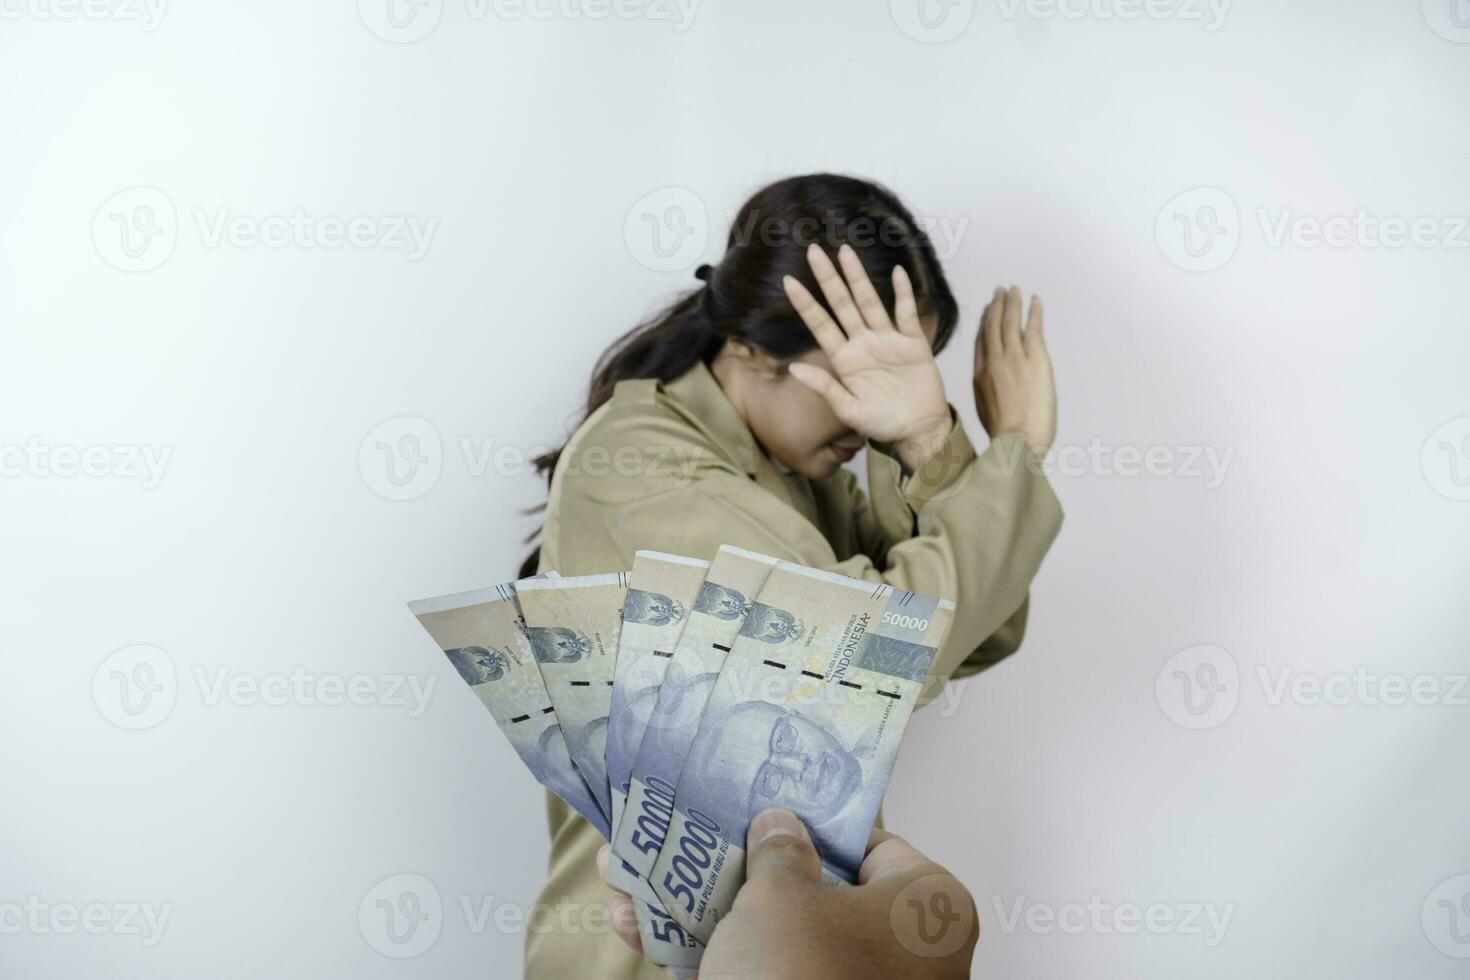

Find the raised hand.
[
  {"left": 782, "top": 243, "right": 953, "bottom": 472},
  {"left": 974, "top": 286, "right": 1056, "bottom": 457}
]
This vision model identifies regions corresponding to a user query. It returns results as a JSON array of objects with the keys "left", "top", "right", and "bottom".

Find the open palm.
[{"left": 782, "top": 243, "right": 950, "bottom": 448}]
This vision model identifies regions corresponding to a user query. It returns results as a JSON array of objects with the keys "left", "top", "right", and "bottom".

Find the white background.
[{"left": 2, "top": 1, "right": 1468, "bottom": 977}]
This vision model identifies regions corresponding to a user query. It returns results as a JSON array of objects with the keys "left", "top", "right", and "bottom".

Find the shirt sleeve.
[
  {"left": 546, "top": 405, "right": 1063, "bottom": 704},
  {"left": 849, "top": 410, "right": 1046, "bottom": 680}
]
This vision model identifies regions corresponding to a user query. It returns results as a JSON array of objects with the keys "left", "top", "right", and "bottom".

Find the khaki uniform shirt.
[{"left": 527, "top": 359, "right": 1062, "bottom": 979}]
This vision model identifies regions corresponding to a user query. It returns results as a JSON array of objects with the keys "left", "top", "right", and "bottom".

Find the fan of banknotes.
[{"left": 408, "top": 546, "right": 955, "bottom": 972}]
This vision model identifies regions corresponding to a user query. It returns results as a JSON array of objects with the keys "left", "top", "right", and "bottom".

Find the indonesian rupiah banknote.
[
  {"left": 406, "top": 578, "right": 610, "bottom": 838},
  {"left": 649, "top": 562, "right": 954, "bottom": 943},
  {"left": 409, "top": 575, "right": 702, "bottom": 970},
  {"left": 513, "top": 570, "right": 629, "bottom": 825},
  {"left": 514, "top": 568, "right": 705, "bottom": 970},
  {"left": 613, "top": 545, "right": 780, "bottom": 882},
  {"left": 606, "top": 551, "right": 708, "bottom": 837},
  {"left": 604, "top": 552, "right": 708, "bottom": 903},
  {"left": 407, "top": 555, "right": 955, "bottom": 969}
]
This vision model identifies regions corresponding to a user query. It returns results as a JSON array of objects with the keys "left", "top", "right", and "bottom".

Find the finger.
[
  {"left": 787, "top": 362, "right": 860, "bottom": 425},
  {"left": 783, "top": 274, "right": 848, "bottom": 360},
  {"left": 857, "top": 832, "right": 935, "bottom": 885},
  {"left": 597, "top": 844, "right": 614, "bottom": 888},
  {"left": 865, "top": 826, "right": 898, "bottom": 856},
  {"left": 607, "top": 893, "right": 643, "bottom": 955},
  {"left": 1003, "top": 285, "right": 1023, "bottom": 354},
  {"left": 745, "top": 808, "right": 822, "bottom": 884},
  {"left": 978, "top": 371, "right": 997, "bottom": 430},
  {"left": 837, "top": 243, "right": 895, "bottom": 331},
  {"left": 892, "top": 265, "right": 924, "bottom": 338},
  {"left": 807, "top": 242, "right": 868, "bottom": 335},
  {"left": 1025, "top": 294, "right": 1046, "bottom": 357},
  {"left": 973, "top": 298, "right": 990, "bottom": 372},
  {"left": 982, "top": 287, "right": 1004, "bottom": 363}
]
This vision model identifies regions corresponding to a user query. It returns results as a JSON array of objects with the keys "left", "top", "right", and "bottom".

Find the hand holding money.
[
  {"left": 408, "top": 546, "right": 957, "bottom": 972},
  {"left": 600, "top": 808, "right": 979, "bottom": 979}
]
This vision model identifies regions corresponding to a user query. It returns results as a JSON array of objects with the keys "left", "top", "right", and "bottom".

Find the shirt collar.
[{"left": 662, "top": 359, "right": 763, "bottom": 478}]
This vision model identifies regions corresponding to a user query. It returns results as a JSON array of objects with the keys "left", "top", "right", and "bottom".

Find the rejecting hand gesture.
[
  {"left": 974, "top": 286, "right": 1056, "bottom": 457},
  {"left": 782, "top": 243, "right": 954, "bottom": 471}
]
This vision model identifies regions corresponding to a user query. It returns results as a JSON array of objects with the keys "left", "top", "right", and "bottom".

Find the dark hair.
[{"left": 517, "top": 173, "right": 960, "bottom": 577}]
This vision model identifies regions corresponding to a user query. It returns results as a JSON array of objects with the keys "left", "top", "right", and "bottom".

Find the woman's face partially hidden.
[
  {"left": 712, "top": 316, "right": 938, "bottom": 481},
  {"left": 718, "top": 344, "right": 858, "bottom": 480}
]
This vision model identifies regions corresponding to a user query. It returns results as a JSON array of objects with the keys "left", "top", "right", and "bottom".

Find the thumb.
[
  {"left": 745, "top": 808, "right": 822, "bottom": 885},
  {"left": 857, "top": 830, "right": 936, "bottom": 885}
]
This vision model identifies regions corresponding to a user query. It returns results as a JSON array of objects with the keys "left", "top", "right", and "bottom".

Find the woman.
[{"left": 519, "top": 173, "right": 1063, "bottom": 979}]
